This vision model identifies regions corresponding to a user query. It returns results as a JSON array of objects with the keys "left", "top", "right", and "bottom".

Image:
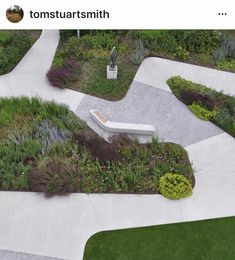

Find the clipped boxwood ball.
[{"left": 159, "top": 173, "right": 192, "bottom": 200}]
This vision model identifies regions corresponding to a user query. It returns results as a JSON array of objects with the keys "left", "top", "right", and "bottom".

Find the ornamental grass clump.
[
  {"left": 75, "top": 131, "right": 124, "bottom": 164},
  {"left": 159, "top": 173, "right": 192, "bottom": 200},
  {"left": 131, "top": 39, "right": 150, "bottom": 65},
  {"left": 29, "top": 161, "right": 80, "bottom": 197},
  {"left": 214, "top": 34, "right": 235, "bottom": 62}
]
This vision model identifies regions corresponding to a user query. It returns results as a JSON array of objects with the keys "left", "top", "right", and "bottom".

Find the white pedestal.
[{"left": 107, "top": 65, "right": 118, "bottom": 79}]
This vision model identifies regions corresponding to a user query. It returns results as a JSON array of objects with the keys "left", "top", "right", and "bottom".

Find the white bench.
[{"left": 89, "top": 109, "right": 156, "bottom": 135}]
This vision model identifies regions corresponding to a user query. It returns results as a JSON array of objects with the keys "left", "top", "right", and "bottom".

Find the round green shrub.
[{"left": 159, "top": 173, "right": 192, "bottom": 200}]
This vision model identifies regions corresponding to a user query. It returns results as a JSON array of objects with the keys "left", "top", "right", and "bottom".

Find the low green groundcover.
[
  {"left": 0, "top": 97, "right": 193, "bottom": 197},
  {"left": 0, "top": 31, "right": 41, "bottom": 75},
  {"left": 83, "top": 217, "right": 235, "bottom": 260}
]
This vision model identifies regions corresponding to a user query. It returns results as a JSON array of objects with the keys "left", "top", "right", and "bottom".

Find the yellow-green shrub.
[
  {"left": 216, "top": 60, "right": 235, "bottom": 73},
  {"left": 159, "top": 173, "right": 192, "bottom": 200},
  {"left": 188, "top": 103, "right": 216, "bottom": 121}
]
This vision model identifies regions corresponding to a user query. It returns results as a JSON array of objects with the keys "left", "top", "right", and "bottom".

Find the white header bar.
[{"left": 0, "top": 0, "right": 234, "bottom": 29}]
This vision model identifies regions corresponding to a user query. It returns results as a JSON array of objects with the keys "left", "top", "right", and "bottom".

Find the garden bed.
[
  {"left": 167, "top": 76, "right": 235, "bottom": 138},
  {"left": 47, "top": 30, "right": 235, "bottom": 100},
  {"left": 134, "top": 30, "right": 235, "bottom": 71},
  {"left": 0, "top": 30, "right": 41, "bottom": 75},
  {"left": 47, "top": 30, "right": 138, "bottom": 100},
  {"left": 0, "top": 97, "right": 193, "bottom": 199}
]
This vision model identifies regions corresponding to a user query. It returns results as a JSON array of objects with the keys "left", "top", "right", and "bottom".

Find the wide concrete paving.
[
  {"left": 135, "top": 57, "right": 235, "bottom": 96},
  {"left": 76, "top": 80, "right": 222, "bottom": 146},
  {"left": 76, "top": 57, "right": 235, "bottom": 145},
  {"left": 0, "top": 31, "right": 235, "bottom": 259}
]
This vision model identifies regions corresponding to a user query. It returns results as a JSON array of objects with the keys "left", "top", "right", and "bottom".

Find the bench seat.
[{"left": 89, "top": 109, "right": 156, "bottom": 135}]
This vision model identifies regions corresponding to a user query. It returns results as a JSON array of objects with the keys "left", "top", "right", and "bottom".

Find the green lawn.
[
  {"left": 83, "top": 217, "right": 235, "bottom": 260},
  {"left": 75, "top": 56, "right": 137, "bottom": 100}
]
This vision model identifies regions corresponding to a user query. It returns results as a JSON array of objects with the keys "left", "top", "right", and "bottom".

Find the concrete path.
[
  {"left": 0, "top": 31, "right": 235, "bottom": 260},
  {"left": 0, "top": 30, "right": 85, "bottom": 111},
  {"left": 135, "top": 57, "right": 235, "bottom": 96}
]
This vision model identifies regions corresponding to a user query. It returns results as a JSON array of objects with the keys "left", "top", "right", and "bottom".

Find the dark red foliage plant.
[
  {"left": 180, "top": 89, "right": 216, "bottom": 109},
  {"left": 30, "top": 161, "right": 80, "bottom": 197},
  {"left": 47, "top": 58, "right": 79, "bottom": 88},
  {"left": 75, "top": 131, "right": 124, "bottom": 164}
]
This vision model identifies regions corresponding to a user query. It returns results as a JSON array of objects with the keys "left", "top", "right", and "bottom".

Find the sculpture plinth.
[{"left": 107, "top": 65, "right": 118, "bottom": 79}]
